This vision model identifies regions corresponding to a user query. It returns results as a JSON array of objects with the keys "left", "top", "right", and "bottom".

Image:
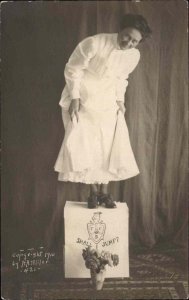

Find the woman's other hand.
[
  {"left": 69, "top": 98, "right": 80, "bottom": 122},
  {"left": 116, "top": 101, "right": 126, "bottom": 114}
]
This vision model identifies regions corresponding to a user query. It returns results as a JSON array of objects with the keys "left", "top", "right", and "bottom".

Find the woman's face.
[{"left": 117, "top": 27, "right": 143, "bottom": 50}]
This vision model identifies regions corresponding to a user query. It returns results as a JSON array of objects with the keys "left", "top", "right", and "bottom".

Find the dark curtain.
[{"left": 2, "top": 1, "right": 188, "bottom": 259}]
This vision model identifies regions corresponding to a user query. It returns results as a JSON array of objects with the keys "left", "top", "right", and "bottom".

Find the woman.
[{"left": 54, "top": 14, "right": 152, "bottom": 209}]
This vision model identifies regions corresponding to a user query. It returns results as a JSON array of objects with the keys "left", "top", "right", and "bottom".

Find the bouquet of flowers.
[{"left": 82, "top": 246, "right": 119, "bottom": 274}]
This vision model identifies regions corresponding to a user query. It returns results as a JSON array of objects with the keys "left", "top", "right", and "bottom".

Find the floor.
[{"left": 1, "top": 242, "right": 188, "bottom": 299}]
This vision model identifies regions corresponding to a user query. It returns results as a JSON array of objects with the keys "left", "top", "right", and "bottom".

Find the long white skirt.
[{"left": 54, "top": 72, "right": 139, "bottom": 184}]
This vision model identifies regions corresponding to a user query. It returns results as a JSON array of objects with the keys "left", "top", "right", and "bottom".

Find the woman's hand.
[
  {"left": 69, "top": 98, "right": 80, "bottom": 122},
  {"left": 116, "top": 101, "right": 126, "bottom": 114}
]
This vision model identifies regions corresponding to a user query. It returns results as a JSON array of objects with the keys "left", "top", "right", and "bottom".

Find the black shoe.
[
  {"left": 98, "top": 194, "right": 117, "bottom": 208},
  {"left": 88, "top": 193, "right": 98, "bottom": 209}
]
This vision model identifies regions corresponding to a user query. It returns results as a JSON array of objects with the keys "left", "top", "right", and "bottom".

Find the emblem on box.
[{"left": 87, "top": 212, "right": 106, "bottom": 244}]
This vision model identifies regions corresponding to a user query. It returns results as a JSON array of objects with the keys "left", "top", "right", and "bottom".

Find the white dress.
[{"left": 54, "top": 33, "right": 140, "bottom": 184}]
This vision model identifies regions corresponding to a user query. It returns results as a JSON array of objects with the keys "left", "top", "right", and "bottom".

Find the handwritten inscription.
[
  {"left": 76, "top": 236, "right": 119, "bottom": 248},
  {"left": 11, "top": 247, "right": 55, "bottom": 273},
  {"left": 76, "top": 238, "right": 92, "bottom": 247},
  {"left": 102, "top": 237, "right": 119, "bottom": 247}
]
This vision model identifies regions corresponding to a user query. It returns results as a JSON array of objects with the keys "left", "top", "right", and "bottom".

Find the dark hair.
[{"left": 119, "top": 14, "right": 152, "bottom": 40}]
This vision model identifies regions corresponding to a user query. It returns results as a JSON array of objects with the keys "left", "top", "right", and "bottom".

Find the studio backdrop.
[{"left": 2, "top": 1, "right": 188, "bottom": 259}]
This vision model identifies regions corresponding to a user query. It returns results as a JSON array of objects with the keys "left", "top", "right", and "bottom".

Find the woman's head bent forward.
[{"left": 117, "top": 14, "right": 152, "bottom": 50}]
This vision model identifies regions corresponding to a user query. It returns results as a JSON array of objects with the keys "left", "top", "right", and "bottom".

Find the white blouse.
[{"left": 60, "top": 33, "right": 140, "bottom": 105}]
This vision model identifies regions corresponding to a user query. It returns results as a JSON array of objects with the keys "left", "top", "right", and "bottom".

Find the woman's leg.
[
  {"left": 100, "top": 184, "right": 109, "bottom": 195},
  {"left": 88, "top": 184, "right": 99, "bottom": 208},
  {"left": 90, "top": 184, "right": 99, "bottom": 195},
  {"left": 90, "top": 184, "right": 102, "bottom": 195}
]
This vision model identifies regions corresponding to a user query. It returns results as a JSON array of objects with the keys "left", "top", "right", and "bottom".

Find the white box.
[{"left": 64, "top": 201, "right": 129, "bottom": 278}]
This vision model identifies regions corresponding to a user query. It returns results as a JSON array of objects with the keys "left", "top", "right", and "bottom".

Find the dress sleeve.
[
  {"left": 64, "top": 36, "right": 98, "bottom": 99},
  {"left": 116, "top": 50, "right": 140, "bottom": 102},
  {"left": 116, "top": 76, "right": 129, "bottom": 102}
]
